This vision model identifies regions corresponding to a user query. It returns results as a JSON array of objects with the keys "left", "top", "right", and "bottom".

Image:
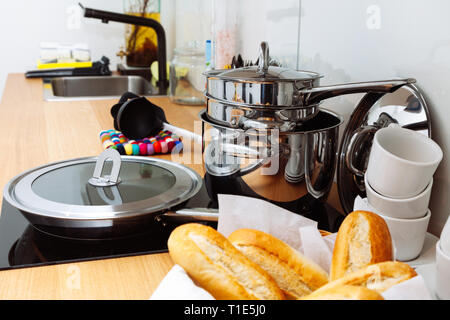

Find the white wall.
[
  {"left": 0, "top": 0, "right": 176, "bottom": 101},
  {"left": 0, "top": 0, "right": 298, "bottom": 97},
  {"left": 237, "top": 0, "right": 300, "bottom": 69},
  {"left": 174, "top": 0, "right": 212, "bottom": 50},
  {"left": 298, "top": 0, "right": 450, "bottom": 236},
  {"left": 171, "top": 0, "right": 300, "bottom": 69}
]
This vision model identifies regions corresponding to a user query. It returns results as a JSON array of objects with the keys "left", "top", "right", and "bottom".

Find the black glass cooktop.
[{"left": 0, "top": 179, "right": 344, "bottom": 271}]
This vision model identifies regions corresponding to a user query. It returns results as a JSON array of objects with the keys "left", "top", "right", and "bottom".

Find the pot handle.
[
  {"left": 204, "top": 140, "right": 270, "bottom": 177},
  {"left": 345, "top": 125, "right": 378, "bottom": 177},
  {"left": 302, "top": 78, "right": 416, "bottom": 105},
  {"left": 304, "top": 134, "right": 328, "bottom": 199},
  {"left": 345, "top": 113, "right": 401, "bottom": 177}
]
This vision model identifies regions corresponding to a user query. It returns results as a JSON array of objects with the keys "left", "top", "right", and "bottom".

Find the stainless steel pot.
[
  {"left": 200, "top": 108, "right": 343, "bottom": 203},
  {"left": 206, "top": 96, "right": 319, "bottom": 131},
  {"left": 204, "top": 41, "right": 415, "bottom": 130}
]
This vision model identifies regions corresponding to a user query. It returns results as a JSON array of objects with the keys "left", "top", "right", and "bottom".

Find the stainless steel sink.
[{"left": 43, "top": 75, "right": 158, "bottom": 101}]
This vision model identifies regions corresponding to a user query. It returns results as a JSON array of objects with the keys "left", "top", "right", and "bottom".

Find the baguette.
[
  {"left": 167, "top": 223, "right": 285, "bottom": 300},
  {"left": 330, "top": 210, "right": 393, "bottom": 280},
  {"left": 312, "top": 261, "right": 416, "bottom": 294},
  {"left": 301, "top": 285, "right": 384, "bottom": 300},
  {"left": 228, "top": 228, "right": 329, "bottom": 299}
]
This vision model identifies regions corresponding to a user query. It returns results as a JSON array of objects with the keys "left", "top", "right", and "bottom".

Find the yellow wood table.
[{"left": 0, "top": 74, "right": 343, "bottom": 299}]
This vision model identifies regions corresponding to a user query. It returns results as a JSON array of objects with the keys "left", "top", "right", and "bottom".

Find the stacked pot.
[{"left": 201, "top": 42, "right": 415, "bottom": 207}]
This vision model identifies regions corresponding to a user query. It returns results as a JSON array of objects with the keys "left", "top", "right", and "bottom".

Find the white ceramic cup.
[
  {"left": 365, "top": 173, "right": 432, "bottom": 219},
  {"left": 366, "top": 126, "right": 442, "bottom": 199},
  {"left": 436, "top": 241, "right": 450, "bottom": 300},
  {"left": 376, "top": 209, "right": 431, "bottom": 261}
]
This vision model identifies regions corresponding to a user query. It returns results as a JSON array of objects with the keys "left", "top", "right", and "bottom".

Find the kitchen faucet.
[{"left": 79, "top": 3, "right": 168, "bottom": 95}]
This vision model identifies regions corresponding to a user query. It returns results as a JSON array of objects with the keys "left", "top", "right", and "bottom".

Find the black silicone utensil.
[{"left": 111, "top": 92, "right": 168, "bottom": 140}]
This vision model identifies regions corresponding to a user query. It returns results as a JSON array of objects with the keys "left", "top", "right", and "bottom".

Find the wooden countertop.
[{"left": 0, "top": 74, "right": 343, "bottom": 299}]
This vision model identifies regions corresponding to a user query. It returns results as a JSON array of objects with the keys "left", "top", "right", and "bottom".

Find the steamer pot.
[{"left": 204, "top": 42, "right": 415, "bottom": 131}]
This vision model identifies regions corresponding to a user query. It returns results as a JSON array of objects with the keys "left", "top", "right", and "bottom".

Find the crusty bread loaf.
[
  {"left": 312, "top": 261, "right": 416, "bottom": 294},
  {"left": 330, "top": 210, "right": 393, "bottom": 280},
  {"left": 228, "top": 228, "right": 329, "bottom": 299},
  {"left": 167, "top": 223, "right": 285, "bottom": 300},
  {"left": 301, "top": 285, "right": 384, "bottom": 300}
]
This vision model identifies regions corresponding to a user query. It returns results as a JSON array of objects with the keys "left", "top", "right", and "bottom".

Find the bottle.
[
  {"left": 205, "top": 40, "right": 214, "bottom": 71},
  {"left": 123, "top": 0, "right": 161, "bottom": 68},
  {"left": 169, "top": 41, "right": 206, "bottom": 105}
]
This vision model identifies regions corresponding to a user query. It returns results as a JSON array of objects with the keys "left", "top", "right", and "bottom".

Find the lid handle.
[
  {"left": 257, "top": 41, "right": 270, "bottom": 75},
  {"left": 88, "top": 148, "right": 122, "bottom": 187}
]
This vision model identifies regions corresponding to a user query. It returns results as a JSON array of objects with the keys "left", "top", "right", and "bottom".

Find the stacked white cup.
[{"left": 364, "top": 125, "right": 443, "bottom": 261}]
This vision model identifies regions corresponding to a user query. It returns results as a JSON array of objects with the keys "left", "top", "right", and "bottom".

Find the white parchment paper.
[{"left": 150, "top": 195, "right": 433, "bottom": 300}]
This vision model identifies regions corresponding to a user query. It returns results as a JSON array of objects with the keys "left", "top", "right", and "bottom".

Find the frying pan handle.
[{"left": 159, "top": 208, "right": 219, "bottom": 222}]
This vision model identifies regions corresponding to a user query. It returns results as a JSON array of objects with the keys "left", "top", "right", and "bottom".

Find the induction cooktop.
[{"left": 0, "top": 179, "right": 344, "bottom": 271}]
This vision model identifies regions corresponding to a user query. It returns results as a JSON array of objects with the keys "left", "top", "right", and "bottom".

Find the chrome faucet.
[{"left": 79, "top": 3, "right": 168, "bottom": 95}]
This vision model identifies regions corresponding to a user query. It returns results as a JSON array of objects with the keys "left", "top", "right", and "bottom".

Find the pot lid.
[
  {"left": 208, "top": 66, "right": 321, "bottom": 83},
  {"left": 4, "top": 149, "right": 202, "bottom": 220},
  {"left": 204, "top": 41, "right": 322, "bottom": 83},
  {"left": 337, "top": 83, "right": 432, "bottom": 213}
]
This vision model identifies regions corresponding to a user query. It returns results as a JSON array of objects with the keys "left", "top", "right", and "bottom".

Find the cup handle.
[{"left": 345, "top": 125, "right": 378, "bottom": 177}]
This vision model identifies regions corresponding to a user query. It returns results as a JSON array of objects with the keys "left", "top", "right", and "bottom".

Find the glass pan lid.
[
  {"left": 31, "top": 162, "right": 176, "bottom": 206},
  {"left": 5, "top": 155, "right": 202, "bottom": 220}
]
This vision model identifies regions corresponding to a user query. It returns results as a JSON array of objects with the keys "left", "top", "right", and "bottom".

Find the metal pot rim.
[
  {"left": 206, "top": 94, "right": 320, "bottom": 110},
  {"left": 200, "top": 108, "right": 344, "bottom": 135}
]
